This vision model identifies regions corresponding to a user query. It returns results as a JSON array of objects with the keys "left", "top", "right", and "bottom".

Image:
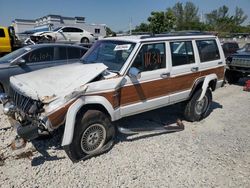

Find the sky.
[{"left": 0, "top": 0, "right": 250, "bottom": 32}]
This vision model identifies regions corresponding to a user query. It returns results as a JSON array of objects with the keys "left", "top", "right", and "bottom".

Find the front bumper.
[
  {"left": 2, "top": 95, "right": 52, "bottom": 140},
  {"left": 8, "top": 117, "right": 39, "bottom": 140}
]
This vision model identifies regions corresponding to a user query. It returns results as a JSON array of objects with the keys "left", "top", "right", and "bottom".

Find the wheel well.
[
  {"left": 189, "top": 78, "right": 217, "bottom": 98},
  {"left": 81, "top": 37, "right": 89, "bottom": 42},
  {"left": 77, "top": 104, "right": 111, "bottom": 119},
  {"left": 209, "top": 79, "right": 217, "bottom": 91}
]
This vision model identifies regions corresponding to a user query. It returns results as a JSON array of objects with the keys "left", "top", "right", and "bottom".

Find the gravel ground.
[{"left": 0, "top": 80, "right": 250, "bottom": 188}]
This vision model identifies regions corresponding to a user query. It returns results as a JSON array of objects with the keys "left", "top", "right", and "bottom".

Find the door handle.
[
  {"left": 218, "top": 62, "right": 223, "bottom": 65},
  {"left": 161, "top": 72, "right": 170, "bottom": 78},
  {"left": 191, "top": 67, "right": 199, "bottom": 72}
]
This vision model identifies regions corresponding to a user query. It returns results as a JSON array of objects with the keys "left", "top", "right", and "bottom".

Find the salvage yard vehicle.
[
  {"left": 30, "top": 26, "right": 95, "bottom": 44},
  {"left": 0, "top": 33, "right": 225, "bottom": 161},
  {"left": 221, "top": 41, "right": 239, "bottom": 58},
  {"left": 0, "top": 44, "right": 88, "bottom": 93},
  {"left": 0, "top": 26, "right": 22, "bottom": 57},
  {"left": 225, "top": 43, "right": 250, "bottom": 83}
]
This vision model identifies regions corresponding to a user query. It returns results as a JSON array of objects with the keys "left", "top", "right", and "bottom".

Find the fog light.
[{"left": 0, "top": 93, "right": 8, "bottom": 104}]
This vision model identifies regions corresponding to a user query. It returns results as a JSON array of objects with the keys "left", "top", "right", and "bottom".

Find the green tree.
[
  {"left": 133, "top": 23, "right": 150, "bottom": 33},
  {"left": 233, "top": 7, "right": 248, "bottom": 26},
  {"left": 172, "top": 1, "right": 200, "bottom": 30},
  {"left": 133, "top": 9, "right": 176, "bottom": 34},
  {"left": 206, "top": 6, "right": 248, "bottom": 32},
  {"left": 147, "top": 10, "right": 176, "bottom": 33}
]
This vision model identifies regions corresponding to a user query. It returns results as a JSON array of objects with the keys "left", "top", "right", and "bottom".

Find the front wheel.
[
  {"left": 184, "top": 89, "right": 212, "bottom": 122},
  {"left": 64, "top": 110, "right": 115, "bottom": 162}
]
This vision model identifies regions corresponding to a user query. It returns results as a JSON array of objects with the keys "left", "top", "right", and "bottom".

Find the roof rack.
[{"left": 140, "top": 31, "right": 213, "bottom": 39}]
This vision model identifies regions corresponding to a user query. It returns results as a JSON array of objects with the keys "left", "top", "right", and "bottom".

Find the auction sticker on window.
[{"left": 114, "top": 44, "right": 131, "bottom": 51}]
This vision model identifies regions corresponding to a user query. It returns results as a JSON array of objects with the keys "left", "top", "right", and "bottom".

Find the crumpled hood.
[
  {"left": 10, "top": 63, "right": 107, "bottom": 102},
  {"left": 32, "top": 31, "right": 53, "bottom": 36}
]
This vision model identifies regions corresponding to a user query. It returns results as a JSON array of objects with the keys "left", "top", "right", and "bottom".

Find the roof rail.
[{"left": 140, "top": 31, "right": 213, "bottom": 39}]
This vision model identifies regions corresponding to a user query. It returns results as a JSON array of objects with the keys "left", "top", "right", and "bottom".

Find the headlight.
[
  {"left": 39, "top": 115, "right": 53, "bottom": 132},
  {"left": 46, "top": 98, "right": 66, "bottom": 113}
]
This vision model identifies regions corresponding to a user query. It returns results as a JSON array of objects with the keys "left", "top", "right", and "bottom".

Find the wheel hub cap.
[
  {"left": 195, "top": 96, "right": 208, "bottom": 115},
  {"left": 81, "top": 124, "right": 106, "bottom": 154}
]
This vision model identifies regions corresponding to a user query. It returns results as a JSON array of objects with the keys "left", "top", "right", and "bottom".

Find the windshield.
[
  {"left": 81, "top": 40, "right": 136, "bottom": 72},
  {"left": 0, "top": 47, "right": 31, "bottom": 62},
  {"left": 53, "top": 27, "right": 62, "bottom": 32}
]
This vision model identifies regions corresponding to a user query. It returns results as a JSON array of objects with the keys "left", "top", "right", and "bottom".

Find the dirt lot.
[{"left": 0, "top": 80, "right": 250, "bottom": 188}]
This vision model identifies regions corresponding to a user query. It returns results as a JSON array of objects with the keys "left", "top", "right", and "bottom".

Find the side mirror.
[
  {"left": 128, "top": 67, "right": 141, "bottom": 79},
  {"left": 15, "top": 58, "right": 26, "bottom": 66},
  {"left": 58, "top": 30, "right": 63, "bottom": 33}
]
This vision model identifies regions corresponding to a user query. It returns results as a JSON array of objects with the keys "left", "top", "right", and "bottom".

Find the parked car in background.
[
  {"left": 0, "top": 44, "right": 88, "bottom": 93},
  {"left": 225, "top": 48, "right": 250, "bottom": 83},
  {"left": 222, "top": 41, "right": 239, "bottom": 58},
  {"left": 1, "top": 33, "right": 225, "bottom": 162},
  {"left": 30, "top": 26, "right": 95, "bottom": 44},
  {"left": 0, "top": 26, "right": 22, "bottom": 57},
  {"left": 237, "top": 43, "right": 250, "bottom": 53}
]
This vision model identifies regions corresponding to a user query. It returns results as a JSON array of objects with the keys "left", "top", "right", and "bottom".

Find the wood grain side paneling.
[{"left": 47, "top": 66, "right": 224, "bottom": 127}]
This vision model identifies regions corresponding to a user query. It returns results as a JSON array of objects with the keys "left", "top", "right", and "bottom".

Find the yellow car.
[{"left": 0, "top": 26, "right": 12, "bottom": 55}]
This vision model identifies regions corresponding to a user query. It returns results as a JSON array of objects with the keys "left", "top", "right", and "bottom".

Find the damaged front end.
[{"left": 2, "top": 86, "right": 53, "bottom": 140}]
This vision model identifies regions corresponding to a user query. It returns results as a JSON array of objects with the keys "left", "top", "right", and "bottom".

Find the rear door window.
[
  {"left": 170, "top": 41, "right": 195, "bottom": 66},
  {"left": 196, "top": 40, "right": 220, "bottom": 62}
]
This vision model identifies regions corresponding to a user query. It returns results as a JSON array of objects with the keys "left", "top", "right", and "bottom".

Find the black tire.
[
  {"left": 81, "top": 37, "right": 89, "bottom": 43},
  {"left": 225, "top": 69, "right": 241, "bottom": 84},
  {"left": 64, "top": 110, "right": 115, "bottom": 162},
  {"left": 184, "top": 89, "right": 212, "bottom": 122}
]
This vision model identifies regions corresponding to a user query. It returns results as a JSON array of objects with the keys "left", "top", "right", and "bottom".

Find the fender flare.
[
  {"left": 61, "top": 96, "right": 115, "bottom": 146},
  {"left": 198, "top": 73, "right": 217, "bottom": 101}
]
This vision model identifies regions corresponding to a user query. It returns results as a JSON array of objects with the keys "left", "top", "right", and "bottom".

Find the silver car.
[{"left": 0, "top": 43, "right": 87, "bottom": 93}]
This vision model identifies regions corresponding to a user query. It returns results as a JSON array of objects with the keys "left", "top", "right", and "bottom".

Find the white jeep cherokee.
[{"left": 0, "top": 33, "right": 225, "bottom": 161}]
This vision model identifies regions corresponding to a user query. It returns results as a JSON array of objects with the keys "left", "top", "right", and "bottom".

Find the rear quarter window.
[
  {"left": 196, "top": 39, "right": 220, "bottom": 62},
  {"left": 54, "top": 47, "right": 67, "bottom": 60},
  {"left": 67, "top": 47, "right": 82, "bottom": 59}
]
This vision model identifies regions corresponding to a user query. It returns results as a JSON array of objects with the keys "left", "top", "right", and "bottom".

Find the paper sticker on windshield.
[{"left": 114, "top": 44, "right": 131, "bottom": 51}]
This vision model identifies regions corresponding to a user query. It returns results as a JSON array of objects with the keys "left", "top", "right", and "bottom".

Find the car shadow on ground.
[
  {"left": 30, "top": 127, "right": 65, "bottom": 166},
  {"left": 227, "top": 76, "right": 250, "bottom": 86},
  {"left": 115, "top": 100, "right": 223, "bottom": 143},
  {"left": 30, "top": 100, "right": 223, "bottom": 165}
]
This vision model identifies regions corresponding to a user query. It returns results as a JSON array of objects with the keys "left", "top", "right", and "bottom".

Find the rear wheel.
[
  {"left": 81, "top": 37, "right": 89, "bottom": 43},
  {"left": 64, "top": 110, "right": 115, "bottom": 162},
  {"left": 184, "top": 89, "right": 212, "bottom": 122}
]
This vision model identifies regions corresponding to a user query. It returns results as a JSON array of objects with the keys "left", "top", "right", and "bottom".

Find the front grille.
[{"left": 9, "top": 86, "right": 36, "bottom": 113}]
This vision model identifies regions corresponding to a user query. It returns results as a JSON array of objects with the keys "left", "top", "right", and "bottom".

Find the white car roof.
[{"left": 103, "top": 34, "right": 217, "bottom": 43}]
